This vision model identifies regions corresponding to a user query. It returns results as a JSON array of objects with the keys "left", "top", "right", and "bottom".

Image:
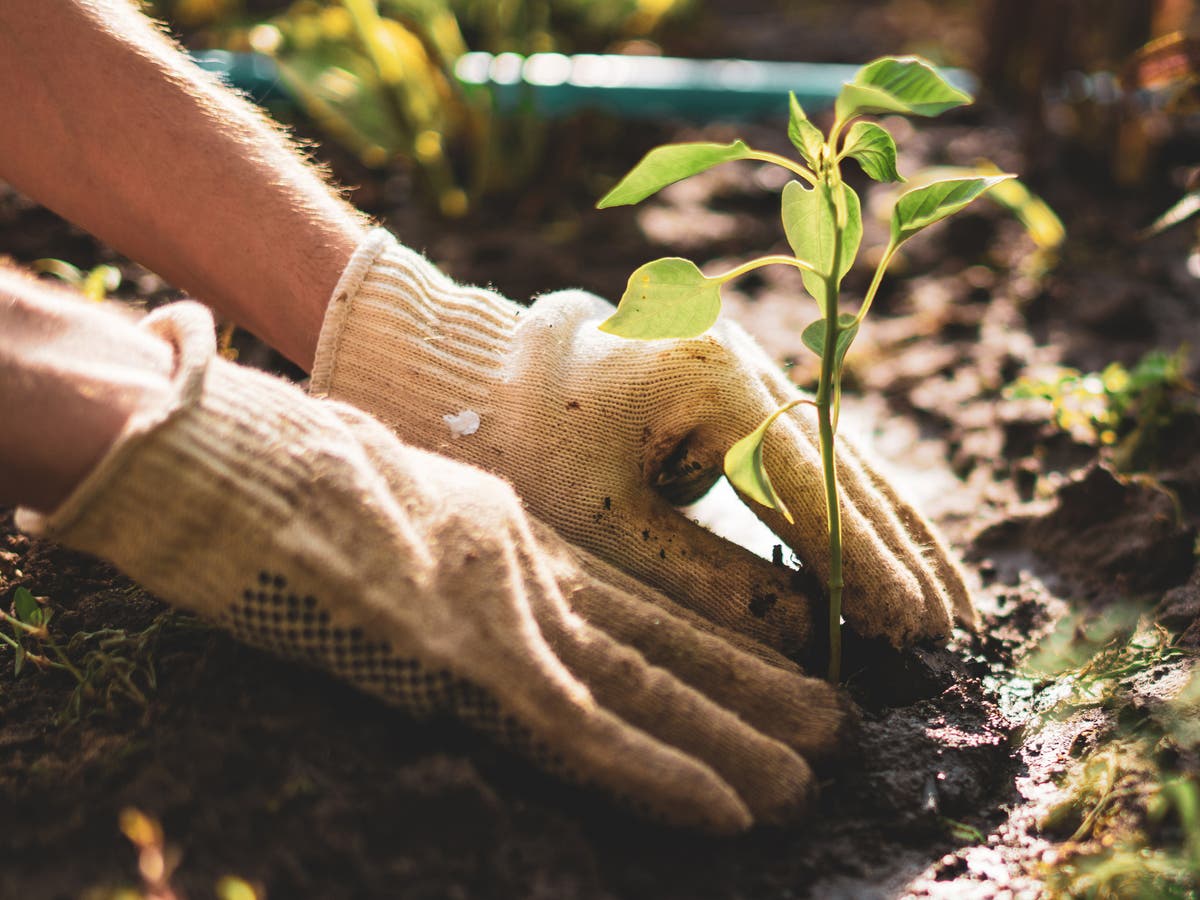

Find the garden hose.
[
  {"left": 191, "top": 49, "right": 977, "bottom": 120},
  {"left": 453, "top": 52, "right": 977, "bottom": 118}
]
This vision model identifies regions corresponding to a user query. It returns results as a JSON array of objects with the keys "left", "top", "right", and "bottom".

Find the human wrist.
[
  {"left": 15, "top": 301, "right": 313, "bottom": 580},
  {"left": 0, "top": 279, "right": 176, "bottom": 512}
]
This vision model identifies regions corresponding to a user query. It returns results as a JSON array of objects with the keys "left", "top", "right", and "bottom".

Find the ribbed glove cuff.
[
  {"left": 310, "top": 229, "right": 519, "bottom": 441},
  {"left": 16, "top": 302, "right": 329, "bottom": 619}
]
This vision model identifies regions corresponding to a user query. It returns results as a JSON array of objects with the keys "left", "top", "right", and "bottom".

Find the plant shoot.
[{"left": 598, "top": 56, "right": 1013, "bottom": 680}]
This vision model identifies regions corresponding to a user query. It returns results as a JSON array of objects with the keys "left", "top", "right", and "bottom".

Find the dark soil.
[{"left": 6, "top": 2, "right": 1200, "bottom": 897}]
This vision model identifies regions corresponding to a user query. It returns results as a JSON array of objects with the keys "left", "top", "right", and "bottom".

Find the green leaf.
[
  {"left": 908, "top": 164, "right": 1064, "bottom": 249},
  {"left": 834, "top": 83, "right": 910, "bottom": 121},
  {"left": 801, "top": 314, "right": 860, "bottom": 371},
  {"left": 841, "top": 121, "right": 903, "bottom": 183},
  {"left": 835, "top": 56, "right": 971, "bottom": 123},
  {"left": 891, "top": 174, "right": 1014, "bottom": 244},
  {"left": 724, "top": 400, "right": 810, "bottom": 523},
  {"left": 13, "top": 587, "right": 40, "bottom": 626},
  {"left": 781, "top": 180, "right": 862, "bottom": 313},
  {"left": 598, "top": 257, "right": 722, "bottom": 339},
  {"left": 787, "top": 93, "right": 825, "bottom": 171},
  {"left": 597, "top": 140, "right": 756, "bottom": 208}
]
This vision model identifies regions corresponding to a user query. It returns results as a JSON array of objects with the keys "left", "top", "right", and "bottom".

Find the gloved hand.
[
  {"left": 310, "top": 231, "right": 975, "bottom": 655},
  {"left": 17, "top": 301, "right": 854, "bottom": 833}
]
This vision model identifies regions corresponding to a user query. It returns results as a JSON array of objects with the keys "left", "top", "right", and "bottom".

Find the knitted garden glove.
[
  {"left": 16, "top": 301, "right": 854, "bottom": 833},
  {"left": 310, "top": 230, "right": 975, "bottom": 656}
]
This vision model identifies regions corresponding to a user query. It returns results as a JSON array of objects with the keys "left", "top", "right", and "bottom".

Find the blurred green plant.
[
  {"left": 158, "top": 0, "right": 692, "bottom": 215},
  {"left": 902, "top": 161, "right": 1064, "bottom": 275},
  {"left": 33, "top": 258, "right": 121, "bottom": 302},
  {"left": 246, "top": 0, "right": 478, "bottom": 216},
  {"left": 1044, "top": 748, "right": 1200, "bottom": 900},
  {"left": 86, "top": 806, "right": 261, "bottom": 900},
  {"left": 1025, "top": 611, "right": 1187, "bottom": 713},
  {"left": 154, "top": 0, "right": 244, "bottom": 26},
  {"left": 1007, "top": 347, "right": 1198, "bottom": 471},
  {"left": 451, "top": 0, "right": 688, "bottom": 52},
  {"left": 940, "top": 816, "right": 985, "bottom": 843},
  {"left": 1032, "top": 621, "right": 1200, "bottom": 898},
  {"left": 1126, "top": 33, "right": 1200, "bottom": 266},
  {"left": 1138, "top": 160, "right": 1200, "bottom": 288}
]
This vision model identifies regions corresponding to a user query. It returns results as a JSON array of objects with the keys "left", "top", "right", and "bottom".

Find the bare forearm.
[{"left": 0, "top": 0, "right": 368, "bottom": 369}]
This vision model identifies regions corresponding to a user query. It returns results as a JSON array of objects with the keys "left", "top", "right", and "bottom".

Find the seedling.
[
  {"left": 1025, "top": 613, "right": 1189, "bottom": 721},
  {"left": 1, "top": 586, "right": 172, "bottom": 721},
  {"left": 1, "top": 586, "right": 56, "bottom": 676},
  {"left": 118, "top": 807, "right": 182, "bottom": 900},
  {"left": 597, "top": 56, "right": 1012, "bottom": 679},
  {"left": 940, "top": 816, "right": 985, "bottom": 844}
]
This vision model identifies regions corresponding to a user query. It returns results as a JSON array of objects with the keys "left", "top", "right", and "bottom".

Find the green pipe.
[
  {"left": 191, "top": 50, "right": 291, "bottom": 103},
  {"left": 192, "top": 49, "right": 977, "bottom": 120},
  {"left": 455, "top": 52, "right": 976, "bottom": 119}
]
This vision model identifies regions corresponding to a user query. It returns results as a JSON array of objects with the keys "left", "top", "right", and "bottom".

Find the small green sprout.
[
  {"left": 1026, "top": 614, "right": 1188, "bottom": 720},
  {"left": 108, "top": 805, "right": 259, "bottom": 899},
  {"left": 598, "top": 56, "right": 1013, "bottom": 680},
  {"left": 2, "top": 586, "right": 55, "bottom": 676}
]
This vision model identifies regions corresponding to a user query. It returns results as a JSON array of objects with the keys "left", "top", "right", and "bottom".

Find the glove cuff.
[
  {"left": 310, "top": 229, "right": 519, "bottom": 445},
  {"left": 16, "top": 302, "right": 341, "bottom": 620}
]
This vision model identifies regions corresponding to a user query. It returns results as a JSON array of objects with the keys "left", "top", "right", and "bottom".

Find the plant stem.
[
  {"left": 828, "top": 115, "right": 855, "bottom": 154},
  {"left": 45, "top": 635, "right": 87, "bottom": 687},
  {"left": 854, "top": 241, "right": 898, "bottom": 326},
  {"left": 817, "top": 382, "right": 843, "bottom": 682},
  {"left": 744, "top": 150, "right": 817, "bottom": 186},
  {"left": 818, "top": 184, "right": 845, "bottom": 684},
  {"left": 715, "top": 254, "right": 817, "bottom": 283},
  {"left": 0, "top": 610, "right": 47, "bottom": 640}
]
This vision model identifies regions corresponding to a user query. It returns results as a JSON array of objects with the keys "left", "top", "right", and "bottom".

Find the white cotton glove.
[
  {"left": 17, "top": 301, "right": 855, "bottom": 833},
  {"left": 311, "top": 230, "right": 975, "bottom": 656}
]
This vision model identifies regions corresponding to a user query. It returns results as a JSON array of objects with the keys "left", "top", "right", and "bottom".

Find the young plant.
[
  {"left": 1, "top": 586, "right": 172, "bottom": 721},
  {"left": 597, "top": 56, "right": 1012, "bottom": 680}
]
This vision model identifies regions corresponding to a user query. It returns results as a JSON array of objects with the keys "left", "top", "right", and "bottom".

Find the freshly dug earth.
[{"left": 5, "top": 3, "right": 1200, "bottom": 898}]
